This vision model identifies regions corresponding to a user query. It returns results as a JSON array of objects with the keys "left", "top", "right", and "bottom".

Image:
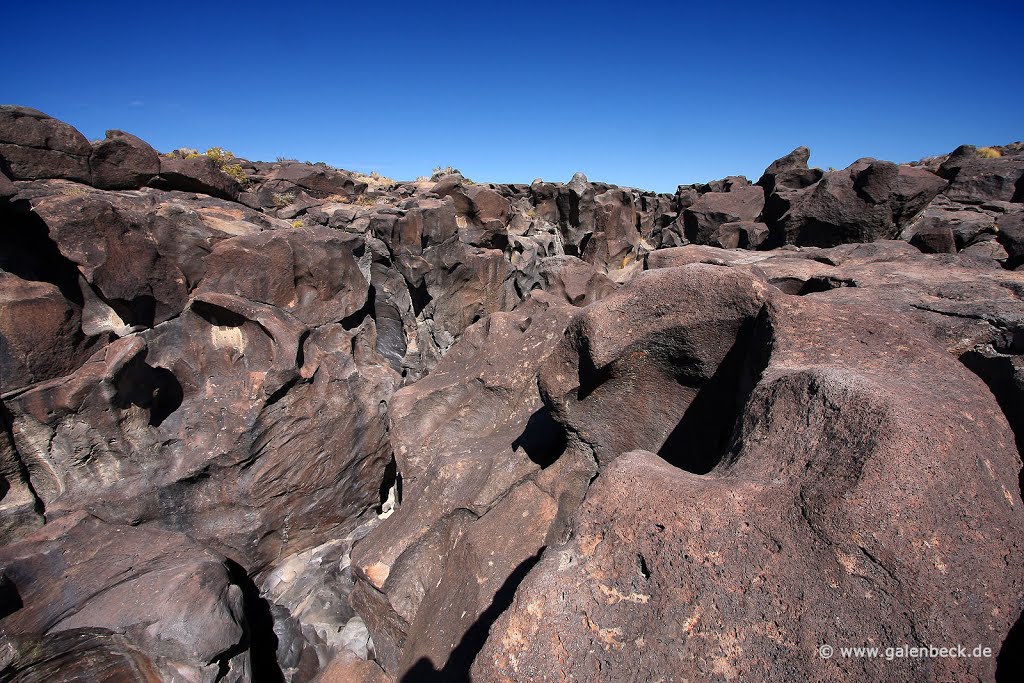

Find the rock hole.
[
  {"left": 378, "top": 454, "right": 402, "bottom": 518},
  {"left": 0, "top": 571, "right": 24, "bottom": 619},
  {"left": 512, "top": 407, "right": 568, "bottom": 469},
  {"left": 796, "top": 276, "right": 856, "bottom": 296},
  {"left": 577, "top": 232, "right": 592, "bottom": 258},
  {"left": 342, "top": 285, "right": 376, "bottom": 330},
  {"left": 148, "top": 367, "right": 184, "bottom": 428},
  {"left": 110, "top": 353, "right": 184, "bottom": 428},
  {"left": 107, "top": 294, "right": 157, "bottom": 328},
  {"left": 193, "top": 301, "right": 247, "bottom": 328},
  {"left": 636, "top": 554, "right": 651, "bottom": 580},
  {"left": 657, "top": 316, "right": 766, "bottom": 474}
]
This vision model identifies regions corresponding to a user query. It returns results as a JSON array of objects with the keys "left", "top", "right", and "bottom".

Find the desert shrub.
[
  {"left": 431, "top": 165, "right": 460, "bottom": 180},
  {"left": 204, "top": 147, "right": 234, "bottom": 164},
  {"left": 977, "top": 147, "right": 1002, "bottom": 159},
  {"left": 273, "top": 191, "right": 296, "bottom": 207},
  {"left": 222, "top": 163, "right": 249, "bottom": 186},
  {"left": 163, "top": 147, "right": 199, "bottom": 159},
  {"left": 291, "top": 219, "right": 303, "bottom": 228}
]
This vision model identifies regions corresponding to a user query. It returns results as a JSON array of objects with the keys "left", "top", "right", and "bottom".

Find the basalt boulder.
[
  {"left": 0, "top": 106, "right": 92, "bottom": 183},
  {"left": 774, "top": 160, "right": 946, "bottom": 247},
  {"left": 150, "top": 155, "right": 243, "bottom": 201},
  {"left": 939, "top": 145, "right": 1024, "bottom": 204},
  {"left": 0, "top": 512, "right": 251, "bottom": 681},
  {"left": 682, "top": 185, "right": 765, "bottom": 246},
  {"left": 88, "top": 129, "right": 160, "bottom": 190},
  {"left": 350, "top": 293, "right": 593, "bottom": 677}
]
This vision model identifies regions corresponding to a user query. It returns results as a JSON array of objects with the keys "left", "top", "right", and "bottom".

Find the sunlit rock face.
[{"left": 1, "top": 110, "right": 1022, "bottom": 682}]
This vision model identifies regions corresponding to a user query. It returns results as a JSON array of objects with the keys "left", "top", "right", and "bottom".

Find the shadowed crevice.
[
  {"left": 997, "top": 608, "right": 1024, "bottom": 682},
  {"left": 223, "top": 559, "right": 285, "bottom": 683},
  {"left": 958, "top": 349, "right": 1024, "bottom": 498},
  {"left": 399, "top": 549, "right": 544, "bottom": 683},
  {"left": 657, "top": 313, "right": 767, "bottom": 474},
  {"left": 342, "top": 285, "right": 377, "bottom": 330},
  {"left": 797, "top": 275, "right": 856, "bottom": 295},
  {"left": 193, "top": 300, "right": 247, "bottom": 328}
]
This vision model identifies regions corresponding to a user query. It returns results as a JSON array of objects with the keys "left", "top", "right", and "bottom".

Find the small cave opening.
[
  {"left": 0, "top": 572, "right": 23, "bottom": 619},
  {"left": 106, "top": 294, "right": 157, "bottom": 329},
  {"left": 636, "top": 553, "right": 651, "bottom": 580},
  {"left": 110, "top": 354, "right": 184, "bottom": 428},
  {"left": 796, "top": 276, "right": 856, "bottom": 296},
  {"left": 192, "top": 300, "right": 248, "bottom": 328},
  {"left": 512, "top": 407, "right": 568, "bottom": 470},
  {"left": 378, "top": 453, "right": 403, "bottom": 516},
  {"left": 0, "top": 201, "right": 84, "bottom": 306},
  {"left": 342, "top": 285, "right": 377, "bottom": 331},
  {"left": 409, "top": 280, "right": 433, "bottom": 317}
]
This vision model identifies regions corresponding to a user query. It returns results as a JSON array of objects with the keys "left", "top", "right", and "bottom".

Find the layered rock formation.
[{"left": 1, "top": 106, "right": 1022, "bottom": 682}]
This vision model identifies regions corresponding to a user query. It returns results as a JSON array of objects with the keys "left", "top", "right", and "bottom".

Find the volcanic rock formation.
[{"left": 1, "top": 105, "right": 1022, "bottom": 682}]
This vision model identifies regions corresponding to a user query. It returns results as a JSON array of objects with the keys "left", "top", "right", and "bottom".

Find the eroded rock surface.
[{"left": 1, "top": 108, "right": 1022, "bottom": 682}]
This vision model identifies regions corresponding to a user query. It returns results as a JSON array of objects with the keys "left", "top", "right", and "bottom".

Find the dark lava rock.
[
  {"left": 473, "top": 259, "right": 1024, "bottom": 683},
  {"left": 775, "top": 159, "right": 946, "bottom": 247},
  {"left": 0, "top": 105, "right": 92, "bottom": 183},
  {"left": 150, "top": 155, "right": 242, "bottom": 200},
  {"left": 939, "top": 144, "right": 1024, "bottom": 204},
  {"left": 89, "top": 129, "right": 160, "bottom": 190},
  {"left": 2, "top": 108, "right": 1022, "bottom": 683},
  {"left": 682, "top": 185, "right": 765, "bottom": 245}
]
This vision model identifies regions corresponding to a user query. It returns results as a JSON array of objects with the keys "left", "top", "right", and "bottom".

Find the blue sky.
[{"left": 7, "top": 1, "right": 1022, "bottom": 192}]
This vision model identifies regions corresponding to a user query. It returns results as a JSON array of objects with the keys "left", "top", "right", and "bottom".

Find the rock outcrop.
[{"left": 1, "top": 108, "right": 1022, "bottom": 683}]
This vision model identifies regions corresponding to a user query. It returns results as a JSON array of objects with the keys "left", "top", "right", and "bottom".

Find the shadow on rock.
[
  {"left": 512, "top": 407, "right": 567, "bottom": 469},
  {"left": 399, "top": 550, "right": 543, "bottom": 683}
]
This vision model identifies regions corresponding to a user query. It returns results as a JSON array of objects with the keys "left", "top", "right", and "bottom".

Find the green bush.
[{"left": 223, "top": 164, "right": 248, "bottom": 185}]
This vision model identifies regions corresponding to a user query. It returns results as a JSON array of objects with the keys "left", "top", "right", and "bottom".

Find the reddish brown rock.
[
  {"left": 683, "top": 185, "right": 765, "bottom": 245},
  {"left": 0, "top": 106, "right": 91, "bottom": 183},
  {"left": 775, "top": 160, "right": 947, "bottom": 247},
  {"left": 351, "top": 293, "right": 594, "bottom": 676},
  {"left": 0, "top": 629, "right": 164, "bottom": 683},
  {"left": 474, "top": 278, "right": 1024, "bottom": 683},
  {"left": 710, "top": 220, "right": 769, "bottom": 249},
  {"left": 88, "top": 129, "right": 160, "bottom": 190},
  {"left": 939, "top": 145, "right": 1024, "bottom": 204},
  {"left": 0, "top": 273, "right": 93, "bottom": 392},
  {"left": 150, "top": 155, "right": 242, "bottom": 201},
  {"left": 539, "top": 264, "right": 770, "bottom": 468},
  {"left": 315, "top": 650, "right": 391, "bottom": 683},
  {"left": 0, "top": 512, "right": 250, "bottom": 681}
]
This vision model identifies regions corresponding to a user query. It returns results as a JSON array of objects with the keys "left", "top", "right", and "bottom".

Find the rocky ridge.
[{"left": 1, "top": 105, "right": 1022, "bottom": 682}]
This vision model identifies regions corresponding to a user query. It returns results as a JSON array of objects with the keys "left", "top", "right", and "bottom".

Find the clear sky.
[{"left": 6, "top": 0, "right": 1022, "bottom": 193}]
